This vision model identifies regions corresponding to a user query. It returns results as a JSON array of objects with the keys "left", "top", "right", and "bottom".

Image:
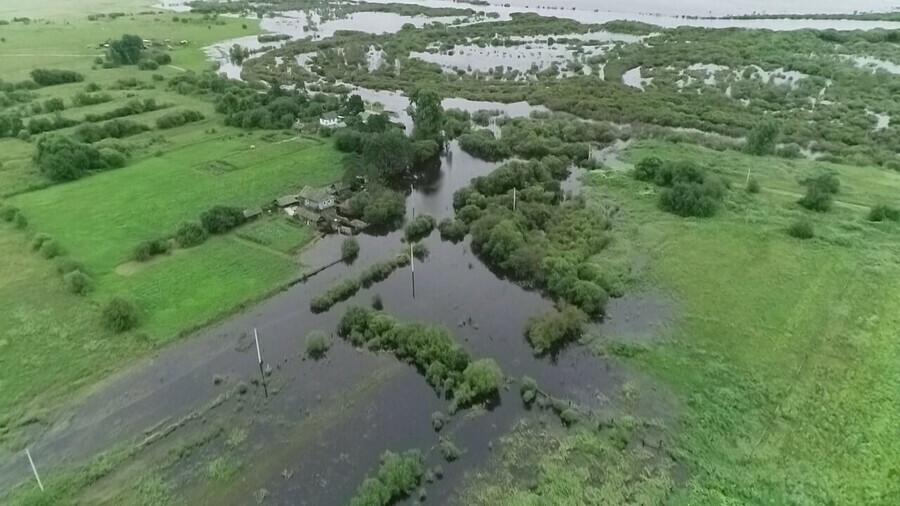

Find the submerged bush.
[
  {"left": 305, "top": 331, "right": 330, "bottom": 359},
  {"left": 341, "top": 236, "right": 360, "bottom": 263},
  {"left": 310, "top": 278, "right": 362, "bottom": 313},
  {"left": 438, "top": 218, "right": 468, "bottom": 242},
  {"left": 349, "top": 450, "right": 424, "bottom": 506},
  {"left": 404, "top": 214, "right": 436, "bottom": 241},
  {"left": 525, "top": 305, "right": 588, "bottom": 355},
  {"left": 102, "top": 297, "right": 139, "bottom": 332},
  {"left": 454, "top": 358, "right": 503, "bottom": 406}
]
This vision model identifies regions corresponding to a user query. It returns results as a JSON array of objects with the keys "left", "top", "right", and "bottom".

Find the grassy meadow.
[
  {"left": 0, "top": 10, "right": 344, "bottom": 443},
  {"left": 598, "top": 144, "right": 900, "bottom": 504}
]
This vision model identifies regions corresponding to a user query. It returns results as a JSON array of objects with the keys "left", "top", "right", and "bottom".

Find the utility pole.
[
  {"left": 26, "top": 449, "right": 43, "bottom": 492},
  {"left": 410, "top": 243, "right": 416, "bottom": 299},
  {"left": 253, "top": 328, "right": 268, "bottom": 398},
  {"left": 513, "top": 187, "right": 517, "bottom": 211}
]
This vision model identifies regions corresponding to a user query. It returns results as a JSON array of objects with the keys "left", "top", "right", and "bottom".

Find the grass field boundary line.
[
  {"left": 228, "top": 235, "right": 297, "bottom": 261},
  {"left": 189, "top": 140, "right": 323, "bottom": 175}
]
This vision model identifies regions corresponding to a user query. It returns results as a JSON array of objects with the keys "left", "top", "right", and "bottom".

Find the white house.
[{"left": 319, "top": 111, "right": 344, "bottom": 128}]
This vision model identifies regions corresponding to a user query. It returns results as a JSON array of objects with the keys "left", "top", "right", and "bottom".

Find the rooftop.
[{"left": 298, "top": 185, "right": 334, "bottom": 203}]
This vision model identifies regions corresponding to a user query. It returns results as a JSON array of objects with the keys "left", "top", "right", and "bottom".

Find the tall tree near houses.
[{"left": 411, "top": 89, "right": 445, "bottom": 144}]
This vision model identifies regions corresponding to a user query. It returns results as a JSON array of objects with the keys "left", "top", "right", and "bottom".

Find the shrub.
[
  {"left": 659, "top": 179, "right": 724, "bottom": 218},
  {"left": 64, "top": 270, "right": 93, "bottom": 295},
  {"left": 31, "top": 233, "right": 51, "bottom": 251},
  {"left": 745, "top": 121, "right": 779, "bottom": 156},
  {"left": 798, "top": 173, "right": 840, "bottom": 212},
  {"left": 14, "top": 212, "right": 27, "bottom": 229},
  {"left": 40, "top": 239, "right": 63, "bottom": 259},
  {"left": 454, "top": 358, "right": 503, "bottom": 406},
  {"left": 30, "top": 68, "right": 84, "bottom": 86},
  {"left": 155, "top": 109, "right": 205, "bottom": 129},
  {"left": 0, "top": 205, "right": 18, "bottom": 222},
  {"left": 787, "top": 220, "right": 814, "bottom": 239},
  {"left": 175, "top": 221, "right": 208, "bottom": 247},
  {"left": 102, "top": 297, "right": 139, "bottom": 332},
  {"left": 132, "top": 238, "right": 170, "bottom": 262},
  {"left": 746, "top": 178, "right": 761, "bottom": 194},
  {"left": 349, "top": 450, "right": 424, "bottom": 506},
  {"left": 525, "top": 305, "right": 588, "bottom": 355},
  {"left": 520, "top": 376, "right": 538, "bottom": 405},
  {"left": 431, "top": 411, "right": 447, "bottom": 431},
  {"left": 305, "top": 331, "right": 330, "bottom": 359},
  {"left": 137, "top": 59, "right": 159, "bottom": 70},
  {"left": 439, "top": 439, "right": 461, "bottom": 462},
  {"left": 438, "top": 218, "right": 468, "bottom": 242},
  {"left": 354, "top": 188, "right": 406, "bottom": 228},
  {"left": 867, "top": 204, "right": 900, "bottom": 222},
  {"left": 404, "top": 214, "right": 436, "bottom": 241},
  {"left": 74, "top": 118, "right": 149, "bottom": 143},
  {"left": 42, "top": 98, "right": 65, "bottom": 112},
  {"left": 106, "top": 34, "right": 143, "bottom": 65},
  {"left": 56, "top": 258, "right": 86, "bottom": 275},
  {"left": 34, "top": 135, "right": 104, "bottom": 181},
  {"left": 341, "top": 236, "right": 360, "bottom": 263},
  {"left": 310, "top": 278, "right": 362, "bottom": 313},
  {"left": 199, "top": 205, "right": 245, "bottom": 233}
]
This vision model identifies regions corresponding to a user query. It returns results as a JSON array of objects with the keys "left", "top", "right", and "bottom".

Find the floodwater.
[{"left": 0, "top": 144, "right": 639, "bottom": 504}]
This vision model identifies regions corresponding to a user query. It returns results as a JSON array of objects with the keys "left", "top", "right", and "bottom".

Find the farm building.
[
  {"left": 243, "top": 207, "right": 263, "bottom": 220},
  {"left": 319, "top": 111, "right": 344, "bottom": 128},
  {"left": 299, "top": 186, "right": 336, "bottom": 211},
  {"left": 275, "top": 195, "right": 299, "bottom": 208}
]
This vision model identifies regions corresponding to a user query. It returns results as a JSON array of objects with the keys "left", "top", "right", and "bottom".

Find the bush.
[
  {"left": 14, "top": 212, "right": 27, "bottom": 229},
  {"left": 305, "top": 331, "right": 330, "bottom": 359},
  {"left": 798, "top": 173, "right": 840, "bottom": 212},
  {"left": 64, "top": 270, "right": 93, "bottom": 295},
  {"left": 431, "top": 411, "right": 447, "bottom": 431},
  {"left": 349, "top": 188, "right": 406, "bottom": 228},
  {"left": 137, "top": 59, "right": 159, "bottom": 70},
  {"left": 438, "top": 218, "right": 468, "bottom": 242},
  {"left": 132, "top": 238, "right": 170, "bottom": 262},
  {"left": 867, "top": 204, "right": 900, "bottom": 222},
  {"left": 175, "top": 221, "right": 207, "bottom": 247},
  {"left": 341, "top": 236, "right": 360, "bottom": 262},
  {"left": 40, "top": 239, "right": 63, "bottom": 259},
  {"left": 0, "top": 205, "right": 18, "bottom": 222},
  {"left": 349, "top": 450, "right": 424, "bottom": 506},
  {"left": 455, "top": 358, "right": 503, "bottom": 406},
  {"left": 102, "top": 297, "right": 139, "bottom": 332},
  {"left": 30, "top": 68, "right": 84, "bottom": 86},
  {"left": 746, "top": 178, "right": 761, "bottom": 193},
  {"left": 745, "top": 121, "right": 779, "bottom": 156},
  {"left": 106, "top": 34, "right": 143, "bottom": 65},
  {"left": 74, "top": 118, "right": 149, "bottom": 143},
  {"left": 787, "top": 220, "right": 814, "bottom": 239},
  {"left": 43, "top": 98, "right": 65, "bottom": 112},
  {"left": 31, "top": 233, "right": 51, "bottom": 251},
  {"left": 439, "top": 439, "right": 461, "bottom": 462},
  {"left": 56, "top": 258, "right": 86, "bottom": 275},
  {"left": 310, "top": 278, "right": 362, "bottom": 313},
  {"left": 199, "top": 205, "right": 245, "bottom": 233},
  {"left": 520, "top": 376, "right": 538, "bottom": 405},
  {"left": 525, "top": 305, "right": 588, "bottom": 355},
  {"left": 404, "top": 214, "right": 436, "bottom": 241},
  {"left": 155, "top": 109, "right": 205, "bottom": 129},
  {"left": 34, "top": 135, "right": 104, "bottom": 181},
  {"left": 659, "top": 179, "right": 724, "bottom": 218}
]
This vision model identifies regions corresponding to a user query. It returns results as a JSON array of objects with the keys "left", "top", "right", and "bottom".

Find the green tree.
[
  {"left": 411, "top": 89, "right": 444, "bottom": 144},
  {"left": 745, "top": 121, "right": 779, "bottom": 156},
  {"left": 344, "top": 94, "right": 365, "bottom": 116},
  {"left": 107, "top": 34, "right": 144, "bottom": 65}
]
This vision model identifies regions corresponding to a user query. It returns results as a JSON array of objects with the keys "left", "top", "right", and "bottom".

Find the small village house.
[
  {"left": 319, "top": 111, "right": 344, "bottom": 128},
  {"left": 299, "top": 186, "right": 336, "bottom": 211}
]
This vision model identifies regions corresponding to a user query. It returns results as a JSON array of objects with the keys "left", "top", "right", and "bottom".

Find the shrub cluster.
[
  {"left": 132, "top": 238, "right": 171, "bottom": 262},
  {"left": 403, "top": 214, "right": 436, "bottom": 241},
  {"left": 310, "top": 278, "right": 362, "bottom": 313},
  {"left": 525, "top": 305, "right": 588, "bottom": 355},
  {"left": 341, "top": 236, "right": 360, "bottom": 262},
  {"left": 786, "top": 219, "right": 814, "bottom": 239},
  {"left": 634, "top": 156, "right": 727, "bottom": 217},
  {"left": 74, "top": 118, "right": 150, "bottom": 143},
  {"left": 155, "top": 109, "right": 205, "bottom": 129},
  {"left": 305, "top": 331, "right": 330, "bottom": 359},
  {"left": 30, "top": 68, "right": 84, "bottom": 87},
  {"left": 175, "top": 221, "right": 208, "bottom": 248},
  {"left": 344, "top": 187, "right": 406, "bottom": 229},
  {"left": 438, "top": 218, "right": 468, "bottom": 242},
  {"left": 349, "top": 450, "right": 424, "bottom": 506},
  {"left": 34, "top": 135, "right": 126, "bottom": 181},
  {"left": 26, "top": 115, "right": 79, "bottom": 135},
  {"left": 338, "top": 307, "right": 502, "bottom": 406},
  {"left": 199, "top": 205, "right": 246, "bottom": 234},
  {"left": 868, "top": 204, "right": 900, "bottom": 222},
  {"left": 84, "top": 98, "right": 160, "bottom": 122},
  {"left": 102, "top": 297, "right": 139, "bottom": 332},
  {"left": 798, "top": 173, "right": 840, "bottom": 212}
]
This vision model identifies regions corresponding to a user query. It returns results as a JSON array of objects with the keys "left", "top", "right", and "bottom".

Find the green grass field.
[
  {"left": 595, "top": 144, "right": 900, "bottom": 504},
  {"left": 0, "top": 11, "right": 344, "bottom": 445}
]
